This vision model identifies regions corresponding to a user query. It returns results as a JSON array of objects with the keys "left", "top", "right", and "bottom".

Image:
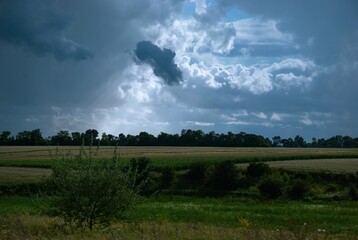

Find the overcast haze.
[{"left": 0, "top": 0, "right": 357, "bottom": 140}]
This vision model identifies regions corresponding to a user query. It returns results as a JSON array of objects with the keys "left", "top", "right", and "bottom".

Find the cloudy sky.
[{"left": 1, "top": 0, "right": 357, "bottom": 140}]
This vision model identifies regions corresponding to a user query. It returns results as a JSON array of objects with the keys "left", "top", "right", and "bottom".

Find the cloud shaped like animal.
[
  {"left": 0, "top": 0, "right": 93, "bottom": 61},
  {"left": 134, "top": 41, "right": 183, "bottom": 85}
]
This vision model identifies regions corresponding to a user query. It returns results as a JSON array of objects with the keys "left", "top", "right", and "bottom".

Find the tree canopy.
[{"left": 1, "top": 129, "right": 357, "bottom": 148}]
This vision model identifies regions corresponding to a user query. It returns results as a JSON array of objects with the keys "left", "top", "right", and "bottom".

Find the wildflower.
[{"left": 239, "top": 218, "right": 251, "bottom": 228}]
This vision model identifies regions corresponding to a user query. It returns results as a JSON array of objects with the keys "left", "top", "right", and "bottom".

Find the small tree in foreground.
[{"left": 48, "top": 145, "right": 138, "bottom": 230}]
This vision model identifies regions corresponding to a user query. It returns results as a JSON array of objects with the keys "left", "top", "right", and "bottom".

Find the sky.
[{"left": 0, "top": 0, "right": 357, "bottom": 140}]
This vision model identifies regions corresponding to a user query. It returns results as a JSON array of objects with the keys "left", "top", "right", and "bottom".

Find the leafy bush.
[
  {"left": 204, "top": 161, "right": 238, "bottom": 194},
  {"left": 258, "top": 175, "right": 283, "bottom": 199},
  {"left": 160, "top": 167, "right": 175, "bottom": 189},
  {"left": 246, "top": 162, "right": 271, "bottom": 178},
  {"left": 183, "top": 162, "right": 208, "bottom": 187},
  {"left": 349, "top": 185, "right": 357, "bottom": 201},
  {"left": 129, "top": 157, "right": 151, "bottom": 192},
  {"left": 47, "top": 146, "right": 138, "bottom": 230},
  {"left": 287, "top": 179, "right": 309, "bottom": 200}
]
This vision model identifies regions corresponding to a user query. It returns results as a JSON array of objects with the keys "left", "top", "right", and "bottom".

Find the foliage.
[
  {"left": 160, "top": 166, "right": 175, "bottom": 189},
  {"left": 349, "top": 185, "right": 358, "bottom": 201},
  {"left": 183, "top": 162, "right": 208, "bottom": 187},
  {"left": 47, "top": 145, "right": 138, "bottom": 230},
  {"left": 129, "top": 157, "right": 151, "bottom": 189},
  {"left": 258, "top": 175, "right": 284, "bottom": 199},
  {"left": 204, "top": 161, "right": 238, "bottom": 194},
  {"left": 246, "top": 162, "right": 271, "bottom": 178},
  {"left": 287, "top": 179, "right": 309, "bottom": 200}
]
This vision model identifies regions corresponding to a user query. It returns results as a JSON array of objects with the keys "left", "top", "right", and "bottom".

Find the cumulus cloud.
[
  {"left": 0, "top": 0, "right": 93, "bottom": 61},
  {"left": 134, "top": 41, "right": 183, "bottom": 85},
  {"left": 146, "top": 17, "right": 294, "bottom": 57},
  {"left": 217, "top": 0, "right": 358, "bottom": 64}
]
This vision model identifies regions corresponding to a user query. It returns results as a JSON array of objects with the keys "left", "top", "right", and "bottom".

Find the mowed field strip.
[
  {"left": 0, "top": 167, "right": 51, "bottom": 184},
  {"left": 1, "top": 146, "right": 358, "bottom": 161},
  {"left": 0, "top": 146, "right": 357, "bottom": 182},
  {"left": 237, "top": 158, "right": 358, "bottom": 173}
]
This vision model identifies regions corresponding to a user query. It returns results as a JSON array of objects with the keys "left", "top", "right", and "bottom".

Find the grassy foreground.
[{"left": 1, "top": 195, "right": 357, "bottom": 239}]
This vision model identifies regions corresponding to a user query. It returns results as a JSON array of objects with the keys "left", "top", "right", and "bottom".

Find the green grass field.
[
  {"left": 0, "top": 146, "right": 357, "bottom": 239},
  {"left": 1, "top": 195, "right": 357, "bottom": 239}
]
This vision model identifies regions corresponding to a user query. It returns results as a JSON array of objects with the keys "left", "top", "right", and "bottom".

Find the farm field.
[
  {"left": 0, "top": 146, "right": 357, "bottom": 183},
  {"left": 0, "top": 167, "right": 51, "bottom": 184},
  {"left": 1, "top": 146, "right": 358, "bottom": 239},
  {"left": 237, "top": 158, "right": 358, "bottom": 173},
  {"left": 0, "top": 146, "right": 357, "bottom": 170},
  {"left": 1, "top": 146, "right": 358, "bottom": 161}
]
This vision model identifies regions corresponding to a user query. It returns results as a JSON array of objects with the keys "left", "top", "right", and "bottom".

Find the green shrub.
[
  {"left": 204, "top": 161, "right": 238, "bottom": 194},
  {"left": 236, "top": 172, "right": 251, "bottom": 189},
  {"left": 129, "top": 157, "right": 151, "bottom": 192},
  {"left": 47, "top": 145, "right": 138, "bottom": 230},
  {"left": 183, "top": 162, "right": 208, "bottom": 187},
  {"left": 160, "top": 167, "right": 175, "bottom": 189},
  {"left": 349, "top": 185, "right": 357, "bottom": 201},
  {"left": 287, "top": 179, "right": 309, "bottom": 200},
  {"left": 258, "top": 175, "right": 283, "bottom": 199},
  {"left": 246, "top": 162, "right": 271, "bottom": 178}
]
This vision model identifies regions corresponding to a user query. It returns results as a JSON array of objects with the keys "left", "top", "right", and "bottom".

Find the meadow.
[{"left": 0, "top": 146, "right": 357, "bottom": 239}]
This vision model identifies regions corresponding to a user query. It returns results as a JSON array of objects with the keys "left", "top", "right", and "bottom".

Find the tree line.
[{"left": 0, "top": 128, "right": 357, "bottom": 148}]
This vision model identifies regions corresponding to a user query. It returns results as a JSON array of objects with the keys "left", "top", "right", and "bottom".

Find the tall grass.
[
  {"left": 0, "top": 214, "right": 353, "bottom": 240},
  {"left": 1, "top": 195, "right": 357, "bottom": 236}
]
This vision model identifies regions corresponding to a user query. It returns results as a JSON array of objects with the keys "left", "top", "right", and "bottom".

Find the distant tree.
[
  {"left": 138, "top": 132, "right": 156, "bottom": 146},
  {"left": 342, "top": 136, "right": 355, "bottom": 148},
  {"left": 107, "top": 134, "right": 117, "bottom": 146},
  {"left": 157, "top": 132, "right": 171, "bottom": 146},
  {"left": 16, "top": 130, "right": 31, "bottom": 145},
  {"left": 202, "top": 131, "right": 219, "bottom": 146},
  {"left": 117, "top": 133, "right": 126, "bottom": 146},
  {"left": 311, "top": 137, "right": 318, "bottom": 147},
  {"left": 272, "top": 136, "right": 281, "bottom": 147},
  {"left": 71, "top": 132, "right": 83, "bottom": 146},
  {"left": 100, "top": 133, "right": 118, "bottom": 146},
  {"left": 0, "top": 131, "right": 12, "bottom": 145},
  {"left": 52, "top": 130, "right": 72, "bottom": 145},
  {"left": 100, "top": 132, "right": 110, "bottom": 146},
  {"left": 15, "top": 129, "right": 44, "bottom": 145},
  {"left": 30, "top": 129, "right": 45, "bottom": 145},
  {"left": 125, "top": 134, "right": 138, "bottom": 146},
  {"left": 281, "top": 138, "right": 294, "bottom": 147},
  {"left": 294, "top": 135, "right": 306, "bottom": 147},
  {"left": 243, "top": 134, "right": 270, "bottom": 147},
  {"left": 84, "top": 129, "right": 99, "bottom": 145}
]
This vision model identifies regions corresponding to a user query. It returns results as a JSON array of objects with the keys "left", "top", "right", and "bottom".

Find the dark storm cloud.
[
  {"left": 0, "top": 0, "right": 93, "bottom": 61},
  {"left": 134, "top": 41, "right": 183, "bottom": 85}
]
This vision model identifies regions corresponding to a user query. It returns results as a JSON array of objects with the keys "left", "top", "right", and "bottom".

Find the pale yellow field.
[
  {"left": 0, "top": 146, "right": 357, "bottom": 161},
  {"left": 237, "top": 158, "right": 358, "bottom": 173}
]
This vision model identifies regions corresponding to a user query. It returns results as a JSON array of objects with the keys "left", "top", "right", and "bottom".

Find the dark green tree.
[
  {"left": 52, "top": 130, "right": 72, "bottom": 145},
  {"left": 0, "top": 131, "right": 12, "bottom": 145}
]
